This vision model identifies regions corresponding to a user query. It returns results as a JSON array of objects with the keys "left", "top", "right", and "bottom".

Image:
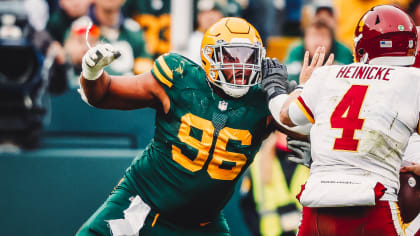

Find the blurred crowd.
[
  {"left": 2, "top": 0, "right": 417, "bottom": 81},
  {"left": 2, "top": 0, "right": 416, "bottom": 88}
]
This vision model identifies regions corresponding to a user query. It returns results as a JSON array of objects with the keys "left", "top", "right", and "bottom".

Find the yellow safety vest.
[{"left": 250, "top": 153, "right": 310, "bottom": 236}]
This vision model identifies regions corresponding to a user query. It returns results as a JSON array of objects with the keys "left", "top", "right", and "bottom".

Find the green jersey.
[{"left": 125, "top": 53, "right": 270, "bottom": 224}]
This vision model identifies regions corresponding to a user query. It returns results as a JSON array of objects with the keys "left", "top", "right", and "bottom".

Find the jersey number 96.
[{"left": 172, "top": 113, "right": 252, "bottom": 181}]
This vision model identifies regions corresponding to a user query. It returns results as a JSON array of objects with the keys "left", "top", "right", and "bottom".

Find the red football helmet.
[{"left": 354, "top": 5, "right": 417, "bottom": 66}]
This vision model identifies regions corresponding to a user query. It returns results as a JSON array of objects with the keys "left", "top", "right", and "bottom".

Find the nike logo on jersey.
[{"left": 336, "top": 66, "right": 394, "bottom": 81}]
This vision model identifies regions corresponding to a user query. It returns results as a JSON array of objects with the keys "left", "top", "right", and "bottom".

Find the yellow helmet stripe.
[
  {"left": 358, "top": 14, "right": 367, "bottom": 32},
  {"left": 157, "top": 55, "right": 173, "bottom": 80},
  {"left": 152, "top": 63, "right": 173, "bottom": 88}
]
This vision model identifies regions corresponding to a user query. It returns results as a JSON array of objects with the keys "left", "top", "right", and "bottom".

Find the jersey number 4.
[
  {"left": 331, "top": 85, "right": 368, "bottom": 151},
  {"left": 172, "top": 113, "right": 251, "bottom": 181}
]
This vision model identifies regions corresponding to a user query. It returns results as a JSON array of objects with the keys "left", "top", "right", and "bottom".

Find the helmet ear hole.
[{"left": 358, "top": 48, "right": 364, "bottom": 56}]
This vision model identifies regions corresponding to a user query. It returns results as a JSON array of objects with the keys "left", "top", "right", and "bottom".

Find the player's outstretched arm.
[
  {"left": 261, "top": 57, "right": 311, "bottom": 139},
  {"left": 79, "top": 44, "right": 169, "bottom": 112}
]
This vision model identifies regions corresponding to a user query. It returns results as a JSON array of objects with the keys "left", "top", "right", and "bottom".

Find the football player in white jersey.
[{"left": 261, "top": 5, "right": 420, "bottom": 236}]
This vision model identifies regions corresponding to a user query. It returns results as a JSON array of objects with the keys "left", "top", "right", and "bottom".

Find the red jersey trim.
[{"left": 296, "top": 96, "right": 315, "bottom": 124}]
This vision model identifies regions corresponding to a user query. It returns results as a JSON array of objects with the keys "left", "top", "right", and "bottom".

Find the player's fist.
[
  {"left": 261, "top": 58, "right": 289, "bottom": 101},
  {"left": 82, "top": 43, "right": 121, "bottom": 80}
]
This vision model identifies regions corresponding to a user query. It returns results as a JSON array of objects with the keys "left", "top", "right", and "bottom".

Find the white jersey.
[
  {"left": 295, "top": 63, "right": 420, "bottom": 200},
  {"left": 404, "top": 133, "right": 420, "bottom": 162}
]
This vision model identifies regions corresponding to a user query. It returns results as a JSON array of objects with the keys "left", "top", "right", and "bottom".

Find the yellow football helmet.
[{"left": 201, "top": 17, "right": 265, "bottom": 98}]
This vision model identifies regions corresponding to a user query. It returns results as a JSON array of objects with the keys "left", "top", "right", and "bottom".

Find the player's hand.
[
  {"left": 82, "top": 43, "right": 121, "bottom": 80},
  {"left": 261, "top": 58, "right": 289, "bottom": 101},
  {"left": 286, "top": 137, "right": 312, "bottom": 168},
  {"left": 299, "top": 46, "right": 334, "bottom": 85},
  {"left": 401, "top": 162, "right": 420, "bottom": 176}
]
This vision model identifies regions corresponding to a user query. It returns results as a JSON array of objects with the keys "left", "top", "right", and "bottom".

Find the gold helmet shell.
[{"left": 201, "top": 17, "right": 265, "bottom": 98}]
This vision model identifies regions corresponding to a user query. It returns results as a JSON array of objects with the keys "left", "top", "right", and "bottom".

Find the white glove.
[{"left": 82, "top": 43, "right": 121, "bottom": 80}]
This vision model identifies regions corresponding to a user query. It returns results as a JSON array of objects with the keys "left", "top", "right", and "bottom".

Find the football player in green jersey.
[{"left": 76, "top": 17, "right": 285, "bottom": 236}]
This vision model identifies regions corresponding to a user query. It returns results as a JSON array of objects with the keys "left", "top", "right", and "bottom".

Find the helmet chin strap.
[
  {"left": 221, "top": 84, "right": 249, "bottom": 98},
  {"left": 360, "top": 53, "right": 369, "bottom": 64},
  {"left": 205, "top": 77, "right": 249, "bottom": 98}
]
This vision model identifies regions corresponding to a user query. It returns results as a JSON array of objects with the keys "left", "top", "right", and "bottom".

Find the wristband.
[
  {"left": 268, "top": 94, "right": 288, "bottom": 124},
  {"left": 82, "top": 68, "right": 104, "bottom": 81}
]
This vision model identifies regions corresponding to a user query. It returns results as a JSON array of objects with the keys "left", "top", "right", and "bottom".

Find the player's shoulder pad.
[{"left": 152, "top": 53, "right": 197, "bottom": 88}]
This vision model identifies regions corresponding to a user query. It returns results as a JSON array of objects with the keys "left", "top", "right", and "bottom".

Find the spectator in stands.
[
  {"left": 46, "top": 0, "right": 92, "bottom": 44},
  {"left": 63, "top": 0, "right": 153, "bottom": 80},
  {"left": 62, "top": 16, "right": 99, "bottom": 87},
  {"left": 240, "top": 131, "right": 309, "bottom": 236},
  {"left": 122, "top": 0, "right": 171, "bottom": 59},
  {"left": 284, "top": 19, "right": 353, "bottom": 84},
  {"left": 186, "top": 0, "right": 224, "bottom": 65},
  {"left": 310, "top": 0, "right": 336, "bottom": 30},
  {"left": 282, "top": 0, "right": 304, "bottom": 36},
  {"left": 243, "top": 0, "right": 280, "bottom": 43}
]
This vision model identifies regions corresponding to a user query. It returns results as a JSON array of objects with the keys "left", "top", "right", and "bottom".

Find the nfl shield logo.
[{"left": 218, "top": 101, "right": 228, "bottom": 111}]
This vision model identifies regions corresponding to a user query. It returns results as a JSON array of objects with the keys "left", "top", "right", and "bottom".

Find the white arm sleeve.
[
  {"left": 268, "top": 94, "right": 312, "bottom": 135},
  {"left": 268, "top": 94, "right": 288, "bottom": 125},
  {"left": 288, "top": 67, "right": 326, "bottom": 125},
  {"left": 289, "top": 100, "right": 312, "bottom": 126}
]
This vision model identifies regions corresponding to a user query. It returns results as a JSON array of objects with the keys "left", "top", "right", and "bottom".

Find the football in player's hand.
[{"left": 398, "top": 172, "right": 420, "bottom": 223}]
